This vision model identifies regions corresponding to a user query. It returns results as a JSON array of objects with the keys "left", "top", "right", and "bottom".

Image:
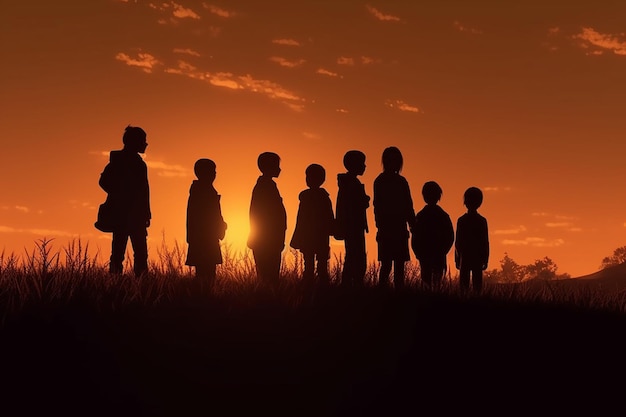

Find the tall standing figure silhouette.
[
  {"left": 373, "top": 146, "right": 415, "bottom": 289},
  {"left": 247, "top": 152, "right": 287, "bottom": 287},
  {"left": 185, "top": 158, "right": 227, "bottom": 290},
  {"left": 335, "top": 150, "right": 370, "bottom": 287},
  {"left": 412, "top": 181, "right": 454, "bottom": 289},
  {"left": 290, "top": 163, "right": 335, "bottom": 287},
  {"left": 455, "top": 187, "right": 489, "bottom": 293},
  {"left": 97, "top": 125, "right": 151, "bottom": 277}
]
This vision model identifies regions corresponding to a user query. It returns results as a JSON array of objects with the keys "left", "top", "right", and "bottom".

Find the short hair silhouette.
[
  {"left": 422, "top": 181, "right": 443, "bottom": 205},
  {"left": 122, "top": 125, "right": 147, "bottom": 147},
  {"left": 194, "top": 158, "right": 216, "bottom": 180},
  {"left": 464, "top": 187, "right": 483, "bottom": 210},
  {"left": 305, "top": 164, "right": 325, "bottom": 188},
  {"left": 343, "top": 150, "right": 366, "bottom": 172},
  {"left": 382, "top": 146, "right": 403, "bottom": 173},
  {"left": 258, "top": 152, "right": 281, "bottom": 174}
]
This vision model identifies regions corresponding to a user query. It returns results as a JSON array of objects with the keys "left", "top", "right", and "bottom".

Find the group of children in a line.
[{"left": 185, "top": 147, "right": 489, "bottom": 292}]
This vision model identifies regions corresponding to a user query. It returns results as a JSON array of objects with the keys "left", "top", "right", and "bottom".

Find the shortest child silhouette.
[
  {"left": 290, "top": 164, "right": 335, "bottom": 287},
  {"left": 185, "top": 159, "right": 227, "bottom": 290},
  {"left": 455, "top": 187, "right": 489, "bottom": 293},
  {"left": 412, "top": 181, "right": 454, "bottom": 289}
]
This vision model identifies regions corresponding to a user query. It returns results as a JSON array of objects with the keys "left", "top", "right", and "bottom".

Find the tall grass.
[{"left": 1, "top": 237, "right": 626, "bottom": 322}]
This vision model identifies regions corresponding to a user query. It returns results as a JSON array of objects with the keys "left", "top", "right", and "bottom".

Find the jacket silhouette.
[
  {"left": 185, "top": 179, "right": 227, "bottom": 266},
  {"left": 290, "top": 188, "right": 334, "bottom": 253},
  {"left": 335, "top": 173, "right": 369, "bottom": 240},
  {"left": 99, "top": 149, "right": 151, "bottom": 231}
]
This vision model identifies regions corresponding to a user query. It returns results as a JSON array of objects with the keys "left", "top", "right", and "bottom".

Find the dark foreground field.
[{"left": 2, "top": 277, "right": 626, "bottom": 417}]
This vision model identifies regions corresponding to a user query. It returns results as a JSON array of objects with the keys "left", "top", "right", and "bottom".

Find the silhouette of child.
[
  {"left": 412, "top": 181, "right": 454, "bottom": 289},
  {"left": 185, "top": 159, "right": 227, "bottom": 290},
  {"left": 335, "top": 150, "right": 370, "bottom": 287},
  {"left": 455, "top": 187, "right": 489, "bottom": 293},
  {"left": 373, "top": 146, "right": 415, "bottom": 289},
  {"left": 290, "top": 164, "right": 335, "bottom": 287},
  {"left": 98, "top": 125, "right": 151, "bottom": 277},
  {"left": 247, "top": 152, "right": 287, "bottom": 286}
]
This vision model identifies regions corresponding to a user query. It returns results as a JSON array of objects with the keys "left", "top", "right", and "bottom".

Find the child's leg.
[
  {"left": 419, "top": 259, "right": 432, "bottom": 287},
  {"left": 472, "top": 267, "right": 483, "bottom": 293},
  {"left": 253, "top": 249, "right": 281, "bottom": 286},
  {"left": 353, "top": 234, "right": 367, "bottom": 286},
  {"left": 316, "top": 248, "right": 330, "bottom": 286},
  {"left": 459, "top": 267, "right": 471, "bottom": 292},
  {"left": 379, "top": 260, "right": 392, "bottom": 287},
  {"left": 393, "top": 260, "right": 405, "bottom": 289},
  {"left": 303, "top": 251, "right": 315, "bottom": 283}
]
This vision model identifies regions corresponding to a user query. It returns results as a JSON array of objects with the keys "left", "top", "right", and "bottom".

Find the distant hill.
[{"left": 569, "top": 261, "right": 626, "bottom": 291}]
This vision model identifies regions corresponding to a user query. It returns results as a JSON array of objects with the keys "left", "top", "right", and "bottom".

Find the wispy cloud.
[
  {"left": 69, "top": 200, "right": 96, "bottom": 210},
  {"left": 545, "top": 222, "right": 572, "bottom": 228},
  {"left": 15, "top": 205, "right": 30, "bottom": 213},
  {"left": 336, "top": 108, "right": 349, "bottom": 113},
  {"left": 0, "top": 225, "right": 76, "bottom": 238},
  {"left": 360, "top": 56, "right": 379, "bottom": 65},
  {"left": 385, "top": 99, "right": 419, "bottom": 113},
  {"left": 337, "top": 57, "right": 355, "bottom": 66},
  {"left": 272, "top": 39, "right": 301, "bottom": 47},
  {"left": 115, "top": 52, "right": 161, "bottom": 73},
  {"left": 484, "top": 186, "right": 512, "bottom": 192},
  {"left": 269, "top": 56, "right": 306, "bottom": 68},
  {"left": 144, "top": 159, "right": 190, "bottom": 178},
  {"left": 573, "top": 27, "right": 626, "bottom": 56},
  {"left": 453, "top": 20, "right": 482, "bottom": 34},
  {"left": 202, "top": 3, "right": 236, "bottom": 18},
  {"left": 164, "top": 60, "right": 306, "bottom": 111},
  {"left": 493, "top": 225, "right": 527, "bottom": 235},
  {"left": 150, "top": 2, "right": 201, "bottom": 20},
  {"left": 317, "top": 68, "right": 341, "bottom": 78},
  {"left": 503, "top": 237, "right": 565, "bottom": 248},
  {"left": 366, "top": 5, "right": 400, "bottom": 22},
  {"left": 173, "top": 48, "right": 201, "bottom": 57},
  {"left": 545, "top": 221, "right": 582, "bottom": 232},
  {"left": 302, "top": 132, "right": 320, "bottom": 140}
]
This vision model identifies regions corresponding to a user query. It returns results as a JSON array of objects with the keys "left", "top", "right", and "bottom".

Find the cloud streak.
[
  {"left": 115, "top": 52, "right": 161, "bottom": 73},
  {"left": 493, "top": 225, "right": 527, "bottom": 235},
  {"left": 0, "top": 225, "right": 77, "bottom": 238},
  {"left": 272, "top": 39, "right": 301, "bottom": 47},
  {"left": 164, "top": 60, "right": 306, "bottom": 111},
  {"left": 502, "top": 237, "right": 565, "bottom": 248},
  {"left": 385, "top": 99, "right": 419, "bottom": 113},
  {"left": 203, "top": 3, "right": 236, "bottom": 18},
  {"left": 366, "top": 5, "right": 400, "bottom": 22},
  {"left": 269, "top": 57, "right": 306, "bottom": 68},
  {"left": 574, "top": 27, "right": 626, "bottom": 56}
]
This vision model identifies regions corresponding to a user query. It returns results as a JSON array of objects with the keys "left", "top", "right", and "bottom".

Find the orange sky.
[{"left": 2, "top": 1, "right": 626, "bottom": 277}]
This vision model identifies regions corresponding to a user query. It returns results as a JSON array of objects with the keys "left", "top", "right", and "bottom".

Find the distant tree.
[
  {"left": 499, "top": 252, "right": 524, "bottom": 283},
  {"left": 524, "top": 256, "right": 558, "bottom": 281},
  {"left": 485, "top": 253, "right": 570, "bottom": 283},
  {"left": 600, "top": 246, "right": 626, "bottom": 270}
]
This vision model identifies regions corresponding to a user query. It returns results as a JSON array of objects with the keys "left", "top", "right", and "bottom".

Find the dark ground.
[{"left": 1, "top": 287, "right": 626, "bottom": 416}]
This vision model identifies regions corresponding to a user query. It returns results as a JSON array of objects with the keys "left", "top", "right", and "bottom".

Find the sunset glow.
[{"left": 2, "top": 1, "right": 626, "bottom": 277}]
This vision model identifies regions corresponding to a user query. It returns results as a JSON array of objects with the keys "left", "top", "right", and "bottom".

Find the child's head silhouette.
[
  {"left": 122, "top": 125, "right": 147, "bottom": 153},
  {"left": 382, "top": 146, "right": 403, "bottom": 174},
  {"left": 257, "top": 152, "right": 281, "bottom": 177},
  {"left": 422, "top": 181, "right": 443, "bottom": 205},
  {"left": 194, "top": 158, "right": 216, "bottom": 182},
  {"left": 305, "top": 164, "right": 325, "bottom": 188},
  {"left": 343, "top": 150, "right": 366, "bottom": 175},
  {"left": 464, "top": 187, "right": 483, "bottom": 210}
]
